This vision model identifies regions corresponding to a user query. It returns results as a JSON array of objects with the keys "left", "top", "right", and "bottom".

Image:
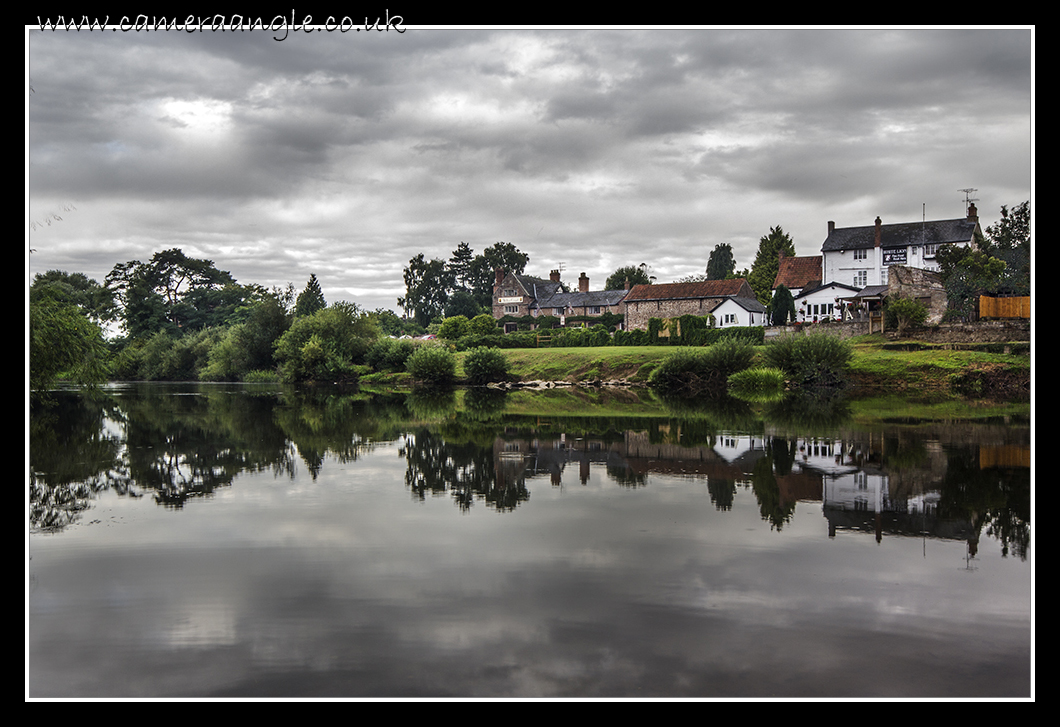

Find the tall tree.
[
  {"left": 399, "top": 254, "right": 455, "bottom": 327},
  {"left": 748, "top": 226, "right": 796, "bottom": 305},
  {"left": 295, "top": 274, "right": 327, "bottom": 317},
  {"left": 449, "top": 242, "right": 476, "bottom": 293},
  {"left": 706, "top": 243, "right": 736, "bottom": 281},
  {"left": 480, "top": 242, "right": 529, "bottom": 280},
  {"left": 982, "top": 200, "right": 1030, "bottom": 296},
  {"left": 769, "top": 284, "right": 796, "bottom": 325},
  {"left": 104, "top": 248, "right": 246, "bottom": 338},
  {"left": 604, "top": 264, "right": 653, "bottom": 290}
]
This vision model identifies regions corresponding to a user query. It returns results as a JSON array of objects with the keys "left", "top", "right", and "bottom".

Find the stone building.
[
  {"left": 622, "top": 279, "right": 755, "bottom": 332},
  {"left": 492, "top": 269, "right": 627, "bottom": 332},
  {"left": 885, "top": 264, "right": 949, "bottom": 324}
]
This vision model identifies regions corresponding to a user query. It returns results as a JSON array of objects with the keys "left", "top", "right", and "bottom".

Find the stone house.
[
  {"left": 885, "top": 264, "right": 949, "bottom": 324},
  {"left": 622, "top": 279, "right": 755, "bottom": 331},
  {"left": 492, "top": 269, "right": 626, "bottom": 332},
  {"left": 821, "top": 204, "right": 980, "bottom": 289}
]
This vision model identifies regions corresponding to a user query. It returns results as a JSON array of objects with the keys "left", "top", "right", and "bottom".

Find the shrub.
[
  {"left": 648, "top": 339, "right": 755, "bottom": 392},
  {"left": 438, "top": 315, "right": 470, "bottom": 340},
  {"left": 886, "top": 296, "right": 929, "bottom": 337},
  {"left": 405, "top": 344, "right": 457, "bottom": 386},
  {"left": 728, "top": 367, "right": 787, "bottom": 399},
  {"left": 760, "top": 332, "right": 853, "bottom": 387},
  {"left": 467, "top": 313, "right": 499, "bottom": 336},
  {"left": 462, "top": 346, "right": 510, "bottom": 384},
  {"left": 273, "top": 303, "right": 377, "bottom": 382}
]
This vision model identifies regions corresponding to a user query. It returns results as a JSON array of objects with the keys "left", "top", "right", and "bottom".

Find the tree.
[
  {"left": 30, "top": 297, "right": 109, "bottom": 391},
  {"left": 769, "top": 284, "right": 796, "bottom": 325},
  {"left": 604, "top": 264, "right": 653, "bottom": 290},
  {"left": 449, "top": 242, "right": 476, "bottom": 293},
  {"left": 706, "top": 243, "right": 736, "bottom": 281},
  {"left": 30, "top": 270, "right": 115, "bottom": 324},
  {"left": 982, "top": 200, "right": 1030, "bottom": 296},
  {"left": 886, "top": 295, "right": 928, "bottom": 337},
  {"left": 480, "top": 242, "right": 529, "bottom": 280},
  {"left": 294, "top": 274, "right": 326, "bottom": 317},
  {"left": 399, "top": 254, "right": 455, "bottom": 327},
  {"left": 273, "top": 302, "right": 379, "bottom": 382},
  {"left": 936, "top": 246, "right": 1008, "bottom": 321},
  {"left": 104, "top": 248, "right": 248, "bottom": 338},
  {"left": 748, "top": 227, "right": 796, "bottom": 305}
]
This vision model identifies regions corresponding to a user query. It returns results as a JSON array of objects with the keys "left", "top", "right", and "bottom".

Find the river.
[{"left": 28, "top": 383, "right": 1032, "bottom": 698}]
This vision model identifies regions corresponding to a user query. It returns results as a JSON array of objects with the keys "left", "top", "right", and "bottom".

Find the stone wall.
[
  {"left": 887, "top": 265, "right": 948, "bottom": 324},
  {"left": 624, "top": 298, "right": 724, "bottom": 331},
  {"left": 765, "top": 319, "right": 1030, "bottom": 343}
]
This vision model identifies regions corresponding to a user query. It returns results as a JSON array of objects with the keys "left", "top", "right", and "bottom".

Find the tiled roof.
[
  {"left": 773, "top": 255, "right": 822, "bottom": 290},
  {"left": 822, "top": 218, "right": 977, "bottom": 252},
  {"left": 623, "top": 279, "right": 750, "bottom": 302},
  {"left": 541, "top": 289, "right": 628, "bottom": 309},
  {"left": 724, "top": 296, "right": 767, "bottom": 313}
]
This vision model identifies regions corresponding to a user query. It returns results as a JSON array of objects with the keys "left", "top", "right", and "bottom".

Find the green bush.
[
  {"left": 438, "top": 315, "right": 470, "bottom": 340},
  {"left": 366, "top": 337, "right": 418, "bottom": 372},
  {"left": 885, "top": 296, "right": 929, "bottom": 337},
  {"left": 462, "top": 346, "right": 510, "bottom": 384},
  {"left": 728, "top": 367, "right": 787, "bottom": 398},
  {"left": 468, "top": 313, "right": 499, "bottom": 336},
  {"left": 760, "top": 332, "right": 853, "bottom": 387},
  {"left": 405, "top": 344, "right": 457, "bottom": 386},
  {"left": 648, "top": 340, "right": 755, "bottom": 392},
  {"left": 273, "top": 303, "right": 378, "bottom": 383}
]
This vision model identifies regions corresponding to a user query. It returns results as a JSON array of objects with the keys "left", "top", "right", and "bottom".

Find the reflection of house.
[
  {"left": 821, "top": 204, "right": 980, "bottom": 289},
  {"left": 492, "top": 269, "right": 627, "bottom": 331},
  {"left": 622, "top": 279, "right": 755, "bottom": 332}
]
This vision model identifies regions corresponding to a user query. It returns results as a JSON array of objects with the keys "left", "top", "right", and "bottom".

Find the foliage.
[
  {"left": 936, "top": 246, "right": 1008, "bottom": 321},
  {"left": 273, "top": 302, "right": 379, "bottom": 383},
  {"left": 370, "top": 308, "right": 425, "bottom": 338},
  {"left": 885, "top": 295, "right": 928, "bottom": 337},
  {"left": 30, "top": 270, "right": 115, "bottom": 324},
  {"left": 982, "top": 200, "right": 1030, "bottom": 296},
  {"left": 294, "top": 274, "right": 326, "bottom": 318},
  {"left": 462, "top": 347, "right": 511, "bottom": 384},
  {"left": 405, "top": 344, "right": 457, "bottom": 386},
  {"left": 648, "top": 340, "right": 755, "bottom": 392},
  {"left": 604, "top": 264, "right": 653, "bottom": 290},
  {"left": 104, "top": 248, "right": 258, "bottom": 339},
  {"left": 761, "top": 332, "right": 853, "bottom": 388},
  {"left": 29, "top": 297, "right": 110, "bottom": 391},
  {"left": 365, "top": 337, "right": 418, "bottom": 372},
  {"left": 706, "top": 243, "right": 736, "bottom": 281},
  {"left": 550, "top": 324, "right": 611, "bottom": 348},
  {"left": 438, "top": 315, "right": 470, "bottom": 340},
  {"left": 748, "top": 226, "right": 796, "bottom": 305},
  {"left": 468, "top": 313, "right": 499, "bottom": 336},
  {"left": 443, "top": 290, "right": 483, "bottom": 319},
  {"left": 728, "top": 367, "right": 787, "bottom": 400},
  {"left": 769, "top": 284, "right": 796, "bottom": 325}
]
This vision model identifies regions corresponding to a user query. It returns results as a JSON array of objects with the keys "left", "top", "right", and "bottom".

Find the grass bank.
[{"left": 452, "top": 336, "right": 1030, "bottom": 398}]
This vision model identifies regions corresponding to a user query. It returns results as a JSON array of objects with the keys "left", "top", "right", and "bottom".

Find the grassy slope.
[{"left": 454, "top": 337, "right": 1030, "bottom": 394}]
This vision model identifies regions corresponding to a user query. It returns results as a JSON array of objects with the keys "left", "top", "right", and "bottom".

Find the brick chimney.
[
  {"left": 624, "top": 278, "right": 630, "bottom": 291},
  {"left": 874, "top": 216, "right": 882, "bottom": 248},
  {"left": 967, "top": 202, "right": 978, "bottom": 223},
  {"left": 495, "top": 267, "right": 505, "bottom": 288},
  {"left": 828, "top": 220, "right": 835, "bottom": 236},
  {"left": 550, "top": 269, "right": 561, "bottom": 283},
  {"left": 579, "top": 272, "right": 589, "bottom": 293}
]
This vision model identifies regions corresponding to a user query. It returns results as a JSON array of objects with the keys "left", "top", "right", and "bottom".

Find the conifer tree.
[{"left": 295, "top": 274, "right": 326, "bottom": 317}]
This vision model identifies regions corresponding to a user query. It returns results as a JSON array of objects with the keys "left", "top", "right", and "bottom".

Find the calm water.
[{"left": 28, "top": 383, "right": 1032, "bottom": 698}]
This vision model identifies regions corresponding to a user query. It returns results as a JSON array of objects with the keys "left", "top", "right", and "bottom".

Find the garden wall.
[{"left": 765, "top": 319, "right": 1030, "bottom": 343}]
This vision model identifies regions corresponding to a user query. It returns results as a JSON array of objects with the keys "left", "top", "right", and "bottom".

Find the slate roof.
[
  {"left": 623, "top": 279, "right": 751, "bottom": 302},
  {"left": 794, "top": 281, "right": 861, "bottom": 300},
  {"left": 773, "top": 255, "right": 822, "bottom": 290},
  {"left": 722, "top": 296, "right": 767, "bottom": 313},
  {"left": 822, "top": 217, "right": 977, "bottom": 252},
  {"left": 850, "top": 285, "right": 889, "bottom": 299},
  {"left": 510, "top": 273, "right": 627, "bottom": 311}
]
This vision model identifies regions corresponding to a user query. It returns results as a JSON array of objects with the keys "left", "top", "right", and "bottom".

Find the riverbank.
[{"left": 469, "top": 335, "right": 1031, "bottom": 398}]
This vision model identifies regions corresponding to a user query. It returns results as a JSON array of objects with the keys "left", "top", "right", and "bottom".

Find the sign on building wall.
[
  {"left": 498, "top": 296, "right": 523, "bottom": 303},
  {"left": 882, "top": 249, "right": 907, "bottom": 266}
]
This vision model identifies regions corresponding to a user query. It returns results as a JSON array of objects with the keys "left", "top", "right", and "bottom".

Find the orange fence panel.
[{"left": 979, "top": 296, "right": 1030, "bottom": 319}]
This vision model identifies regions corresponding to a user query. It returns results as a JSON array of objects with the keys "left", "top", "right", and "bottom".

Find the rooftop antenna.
[{"left": 958, "top": 188, "right": 979, "bottom": 214}]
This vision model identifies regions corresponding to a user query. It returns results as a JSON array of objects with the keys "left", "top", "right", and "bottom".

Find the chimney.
[
  {"left": 550, "top": 269, "right": 561, "bottom": 283},
  {"left": 828, "top": 220, "right": 835, "bottom": 236},
  {"left": 967, "top": 202, "right": 978, "bottom": 223},
  {"left": 579, "top": 272, "right": 589, "bottom": 293},
  {"left": 624, "top": 278, "right": 630, "bottom": 291},
  {"left": 874, "top": 216, "right": 882, "bottom": 248},
  {"left": 495, "top": 267, "right": 505, "bottom": 287}
]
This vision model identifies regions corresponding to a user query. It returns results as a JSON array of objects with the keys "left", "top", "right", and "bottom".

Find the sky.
[{"left": 27, "top": 24, "right": 1033, "bottom": 316}]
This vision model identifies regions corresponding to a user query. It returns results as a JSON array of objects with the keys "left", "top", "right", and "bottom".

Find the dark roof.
[
  {"left": 515, "top": 275, "right": 563, "bottom": 300},
  {"left": 542, "top": 289, "right": 628, "bottom": 309},
  {"left": 851, "top": 285, "right": 889, "bottom": 299},
  {"left": 623, "top": 279, "right": 751, "bottom": 302},
  {"left": 773, "top": 255, "right": 822, "bottom": 290},
  {"left": 794, "top": 281, "right": 861, "bottom": 300},
  {"left": 822, "top": 217, "right": 978, "bottom": 252},
  {"left": 723, "top": 296, "right": 767, "bottom": 313}
]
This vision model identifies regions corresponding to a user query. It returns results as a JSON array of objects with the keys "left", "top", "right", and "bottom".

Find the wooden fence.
[{"left": 979, "top": 296, "right": 1030, "bottom": 319}]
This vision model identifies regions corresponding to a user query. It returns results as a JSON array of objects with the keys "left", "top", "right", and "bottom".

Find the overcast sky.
[{"left": 27, "top": 25, "right": 1033, "bottom": 314}]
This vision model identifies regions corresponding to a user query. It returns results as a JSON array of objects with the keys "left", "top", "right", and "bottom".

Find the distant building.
[
  {"left": 492, "top": 269, "right": 627, "bottom": 332},
  {"left": 772, "top": 251, "right": 823, "bottom": 299},
  {"left": 821, "top": 204, "right": 980, "bottom": 289},
  {"left": 621, "top": 279, "right": 755, "bottom": 332}
]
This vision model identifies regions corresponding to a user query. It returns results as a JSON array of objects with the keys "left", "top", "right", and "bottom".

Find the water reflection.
[
  {"left": 30, "top": 383, "right": 1030, "bottom": 560},
  {"left": 28, "top": 384, "right": 1031, "bottom": 698}
]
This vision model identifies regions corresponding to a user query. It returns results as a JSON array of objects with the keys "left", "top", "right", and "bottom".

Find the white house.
[
  {"left": 712, "top": 295, "right": 768, "bottom": 328},
  {"left": 821, "top": 204, "right": 980, "bottom": 289},
  {"left": 793, "top": 282, "right": 861, "bottom": 323}
]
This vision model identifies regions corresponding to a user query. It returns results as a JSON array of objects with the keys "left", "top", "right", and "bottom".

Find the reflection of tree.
[
  {"left": 938, "top": 446, "right": 1031, "bottom": 560},
  {"left": 707, "top": 478, "right": 737, "bottom": 511},
  {"left": 750, "top": 437, "right": 797, "bottom": 530},
  {"left": 401, "top": 428, "right": 529, "bottom": 512},
  {"left": 30, "top": 390, "right": 128, "bottom": 532}
]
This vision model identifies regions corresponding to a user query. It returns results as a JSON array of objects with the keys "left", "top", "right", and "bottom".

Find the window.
[
  {"left": 555, "top": 307, "right": 564, "bottom": 315},
  {"left": 724, "top": 313, "right": 737, "bottom": 324},
  {"left": 923, "top": 243, "right": 939, "bottom": 258},
  {"left": 589, "top": 306, "right": 602, "bottom": 315},
  {"left": 853, "top": 248, "right": 867, "bottom": 260},
  {"left": 854, "top": 270, "right": 867, "bottom": 287},
  {"left": 504, "top": 305, "right": 519, "bottom": 314}
]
